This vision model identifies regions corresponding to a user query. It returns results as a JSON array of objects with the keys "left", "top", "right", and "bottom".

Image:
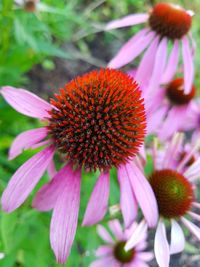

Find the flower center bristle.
[
  {"left": 149, "top": 3, "right": 193, "bottom": 39},
  {"left": 150, "top": 169, "right": 194, "bottom": 219},
  {"left": 166, "top": 78, "right": 195, "bottom": 105},
  {"left": 48, "top": 69, "right": 146, "bottom": 171},
  {"left": 114, "top": 241, "right": 135, "bottom": 263}
]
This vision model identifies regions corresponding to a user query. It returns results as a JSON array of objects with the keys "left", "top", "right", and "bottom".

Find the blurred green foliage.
[{"left": 0, "top": 0, "right": 200, "bottom": 266}]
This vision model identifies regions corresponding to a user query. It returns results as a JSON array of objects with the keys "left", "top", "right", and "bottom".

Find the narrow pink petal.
[
  {"left": 9, "top": 127, "right": 48, "bottom": 160},
  {"left": 188, "top": 211, "right": 200, "bottom": 221},
  {"left": 95, "top": 245, "right": 113, "bottom": 257},
  {"left": 146, "top": 38, "right": 168, "bottom": 96},
  {"left": 154, "top": 220, "right": 170, "bottom": 267},
  {"left": 147, "top": 105, "right": 168, "bottom": 134},
  {"left": 125, "top": 220, "right": 147, "bottom": 251},
  {"left": 161, "top": 40, "right": 179, "bottom": 84},
  {"left": 130, "top": 260, "right": 149, "bottom": 267},
  {"left": 182, "top": 37, "right": 194, "bottom": 94},
  {"left": 1, "top": 86, "right": 52, "bottom": 119},
  {"left": 89, "top": 256, "right": 115, "bottom": 267},
  {"left": 32, "top": 163, "right": 72, "bottom": 211},
  {"left": 108, "top": 29, "right": 154, "bottom": 69},
  {"left": 170, "top": 220, "right": 185, "bottom": 254},
  {"left": 135, "top": 36, "right": 159, "bottom": 90},
  {"left": 1, "top": 145, "right": 55, "bottom": 212},
  {"left": 124, "top": 161, "right": 158, "bottom": 228},
  {"left": 47, "top": 159, "right": 57, "bottom": 179},
  {"left": 50, "top": 167, "right": 81, "bottom": 264},
  {"left": 181, "top": 217, "right": 200, "bottom": 241},
  {"left": 184, "top": 157, "right": 200, "bottom": 181},
  {"left": 82, "top": 172, "right": 110, "bottom": 226},
  {"left": 106, "top": 13, "right": 149, "bottom": 30},
  {"left": 97, "top": 225, "right": 114, "bottom": 244},
  {"left": 193, "top": 202, "right": 200, "bottom": 209},
  {"left": 108, "top": 220, "right": 124, "bottom": 240},
  {"left": 136, "top": 251, "right": 154, "bottom": 262},
  {"left": 117, "top": 166, "right": 138, "bottom": 228}
]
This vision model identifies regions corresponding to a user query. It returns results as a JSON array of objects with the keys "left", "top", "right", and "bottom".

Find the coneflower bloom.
[
  {"left": 90, "top": 219, "right": 153, "bottom": 267},
  {"left": 126, "top": 133, "right": 200, "bottom": 267},
  {"left": 106, "top": 2, "right": 195, "bottom": 94},
  {"left": 0, "top": 69, "right": 158, "bottom": 264},
  {"left": 146, "top": 77, "right": 196, "bottom": 140}
]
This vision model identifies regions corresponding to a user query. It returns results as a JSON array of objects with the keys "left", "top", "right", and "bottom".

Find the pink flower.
[
  {"left": 90, "top": 219, "right": 153, "bottom": 267},
  {"left": 126, "top": 133, "right": 200, "bottom": 267},
  {"left": 0, "top": 69, "right": 158, "bottom": 264},
  {"left": 106, "top": 3, "right": 195, "bottom": 94}
]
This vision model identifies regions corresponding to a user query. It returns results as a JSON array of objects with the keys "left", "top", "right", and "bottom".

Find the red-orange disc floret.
[
  {"left": 149, "top": 169, "right": 194, "bottom": 219},
  {"left": 48, "top": 69, "right": 146, "bottom": 171},
  {"left": 149, "top": 3, "right": 192, "bottom": 39},
  {"left": 166, "top": 78, "right": 195, "bottom": 105}
]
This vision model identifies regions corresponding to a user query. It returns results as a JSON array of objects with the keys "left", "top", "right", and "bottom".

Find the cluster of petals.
[{"left": 91, "top": 219, "right": 153, "bottom": 267}]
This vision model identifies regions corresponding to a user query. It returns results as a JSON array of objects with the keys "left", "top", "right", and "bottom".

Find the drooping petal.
[
  {"left": 193, "top": 202, "right": 200, "bottom": 209},
  {"left": 170, "top": 220, "right": 185, "bottom": 254},
  {"left": 146, "top": 38, "right": 168, "bottom": 96},
  {"left": 147, "top": 105, "right": 168, "bottom": 134},
  {"left": 181, "top": 217, "right": 200, "bottom": 241},
  {"left": 108, "top": 219, "right": 124, "bottom": 240},
  {"left": 50, "top": 167, "right": 81, "bottom": 264},
  {"left": 47, "top": 158, "right": 57, "bottom": 179},
  {"left": 184, "top": 157, "right": 200, "bottom": 181},
  {"left": 82, "top": 172, "right": 110, "bottom": 226},
  {"left": 1, "top": 86, "right": 52, "bottom": 119},
  {"left": 124, "top": 161, "right": 158, "bottom": 228},
  {"left": 117, "top": 165, "right": 138, "bottom": 228},
  {"left": 154, "top": 220, "right": 170, "bottom": 267},
  {"left": 105, "top": 13, "right": 149, "bottom": 30},
  {"left": 32, "top": 163, "right": 72, "bottom": 211},
  {"left": 182, "top": 37, "right": 194, "bottom": 94},
  {"left": 89, "top": 256, "right": 116, "bottom": 267},
  {"left": 95, "top": 245, "right": 113, "bottom": 257},
  {"left": 136, "top": 251, "right": 154, "bottom": 262},
  {"left": 9, "top": 127, "right": 48, "bottom": 160},
  {"left": 1, "top": 145, "right": 55, "bottom": 212},
  {"left": 161, "top": 40, "right": 179, "bottom": 84},
  {"left": 188, "top": 211, "right": 200, "bottom": 222},
  {"left": 130, "top": 260, "right": 149, "bottom": 267},
  {"left": 97, "top": 225, "right": 114, "bottom": 244},
  {"left": 108, "top": 29, "right": 154, "bottom": 69}
]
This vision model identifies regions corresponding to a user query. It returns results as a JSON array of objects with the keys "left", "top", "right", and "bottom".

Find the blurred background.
[{"left": 0, "top": 0, "right": 200, "bottom": 266}]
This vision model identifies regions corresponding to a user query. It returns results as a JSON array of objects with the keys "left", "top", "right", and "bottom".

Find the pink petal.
[
  {"left": 146, "top": 38, "right": 168, "bottom": 96},
  {"left": 108, "top": 29, "right": 154, "bottom": 69},
  {"left": 95, "top": 245, "right": 113, "bottom": 257},
  {"left": 131, "top": 260, "right": 149, "bottom": 267},
  {"left": 135, "top": 36, "right": 159, "bottom": 91},
  {"left": 188, "top": 211, "right": 200, "bottom": 221},
  {"left": 9, "top": 127, "right": 48, "bottom": 160},
  {"left": 182, "top": 37, "right": 194, "bottom": 94},
  {"left": 108, "top": 220, "right": 124, "bottom": 240},
  {"left": 47, "top": 159, "right": 57, "bottom": 179},
  {"left": 124, "top": 161, "right": 158, "bottom": 228},
  {"left": 106, "top": 13, "right": 149, "bottom": 30},
  {"left": 193, "top": 202, "right": 200, "bottom": 209},
  {"left": 50, "top": 167, "right": 81, "bottom": 264},
  {"left": 170, "top": 220, "right": 185, "bottom": 254},
  {"left": 117, "top": 165, "right": 138, "bottom": 228},
  {"left": 181, "top": 217, "right": 200, "bottom": 241},
  {"left": 97, "top": 225, "right": 114, "bottom": 244},
  {"left": 89, "top": 256, "right": 115, "bottom": 267},
  {"left": 32, "top": 163, "right": 72, "bottom": 211},
  {"left": 147, "top": 105, "right": 168, "bottom": 134},
  {"left": 154, "top": 220, "right": 170, "bottom": 267},
  {"left": 1, "top": 86, "right": 52, "bottom": 119},
  {"left": 136, "top": 251, "right": 154, "bottom": 262},
  {"left": 184, "top": 157, "right": 200, "bottom": 181},
  {"left": 82, "top": 172, "right": 110, "bottom": 226},
  {"left": 161, "top": 40, "right": 179, "bottom": 84},
  {"left": 1, "top": 145, "right": 55, "bottom": 212}
]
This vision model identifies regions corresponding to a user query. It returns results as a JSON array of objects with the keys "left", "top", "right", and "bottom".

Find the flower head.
[
  {"left": 90, "top": 219, "right": 153, "bottom": 267},
  {"left": 106, "top": 2, "right": 195, "bottom": 94}
]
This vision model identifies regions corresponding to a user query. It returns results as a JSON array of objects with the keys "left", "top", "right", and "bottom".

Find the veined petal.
[
  {"left": 1, "top": 145, "right": 55, "bottom": 212},
  {"left": 117, "top": 165, "right": 138, "bottom": 228},
  {"left": 1, "top": 86, "right": 52, "bottom": 119},
  {"left": 161, "top": 40, "right": 179, "bottom": 84},
  {"left": 125, "top": 161, "right": 158, "bottom": 227},
  {"left": 9, "top": 127, "right": 48, "bottom": 160},
  {"left": 50, "top": 167, "right": 81, "bottom": 264},
  {"left": 97, "top": 225, "right": 114, "bottom": 244},
  {"left": 154, "top": 220, "right": 170, "bottom": 267},
  {"left": 47, "top": 159, "right": 57, "bottom": 179},
  {"left": 82, "top": 172, "right": 110, "bottom": 226},
  {"left": 108, "top": 29, "right": 154, "bottom": 69},
  {"left": 170, "top": 220, "right": 185, "bottom": 254},
  {"left": 181, "top": 217, "right": 200, "bottom": 241},
  {"left": 32, "top": 163, "right": 72, "bottom": 211},
  {"left": 106, "top": 13, "right": 149, "bottom": 30},
  {"left": 182, "top": 37, "right": 194, "bottom": 94}
]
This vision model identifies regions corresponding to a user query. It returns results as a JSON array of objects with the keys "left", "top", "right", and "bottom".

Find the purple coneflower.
[
  {"left": 90, "top": 219, "right": 153, "bottom": 267},
  {"left": 0, "top": 69, "right": 158, "bottom": 264},
  {"left": 126, "top": 133, "right": 200, "bottom": 267},
  {"left": 106, "top": 2, "right": 195, "bottom": 94}
]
